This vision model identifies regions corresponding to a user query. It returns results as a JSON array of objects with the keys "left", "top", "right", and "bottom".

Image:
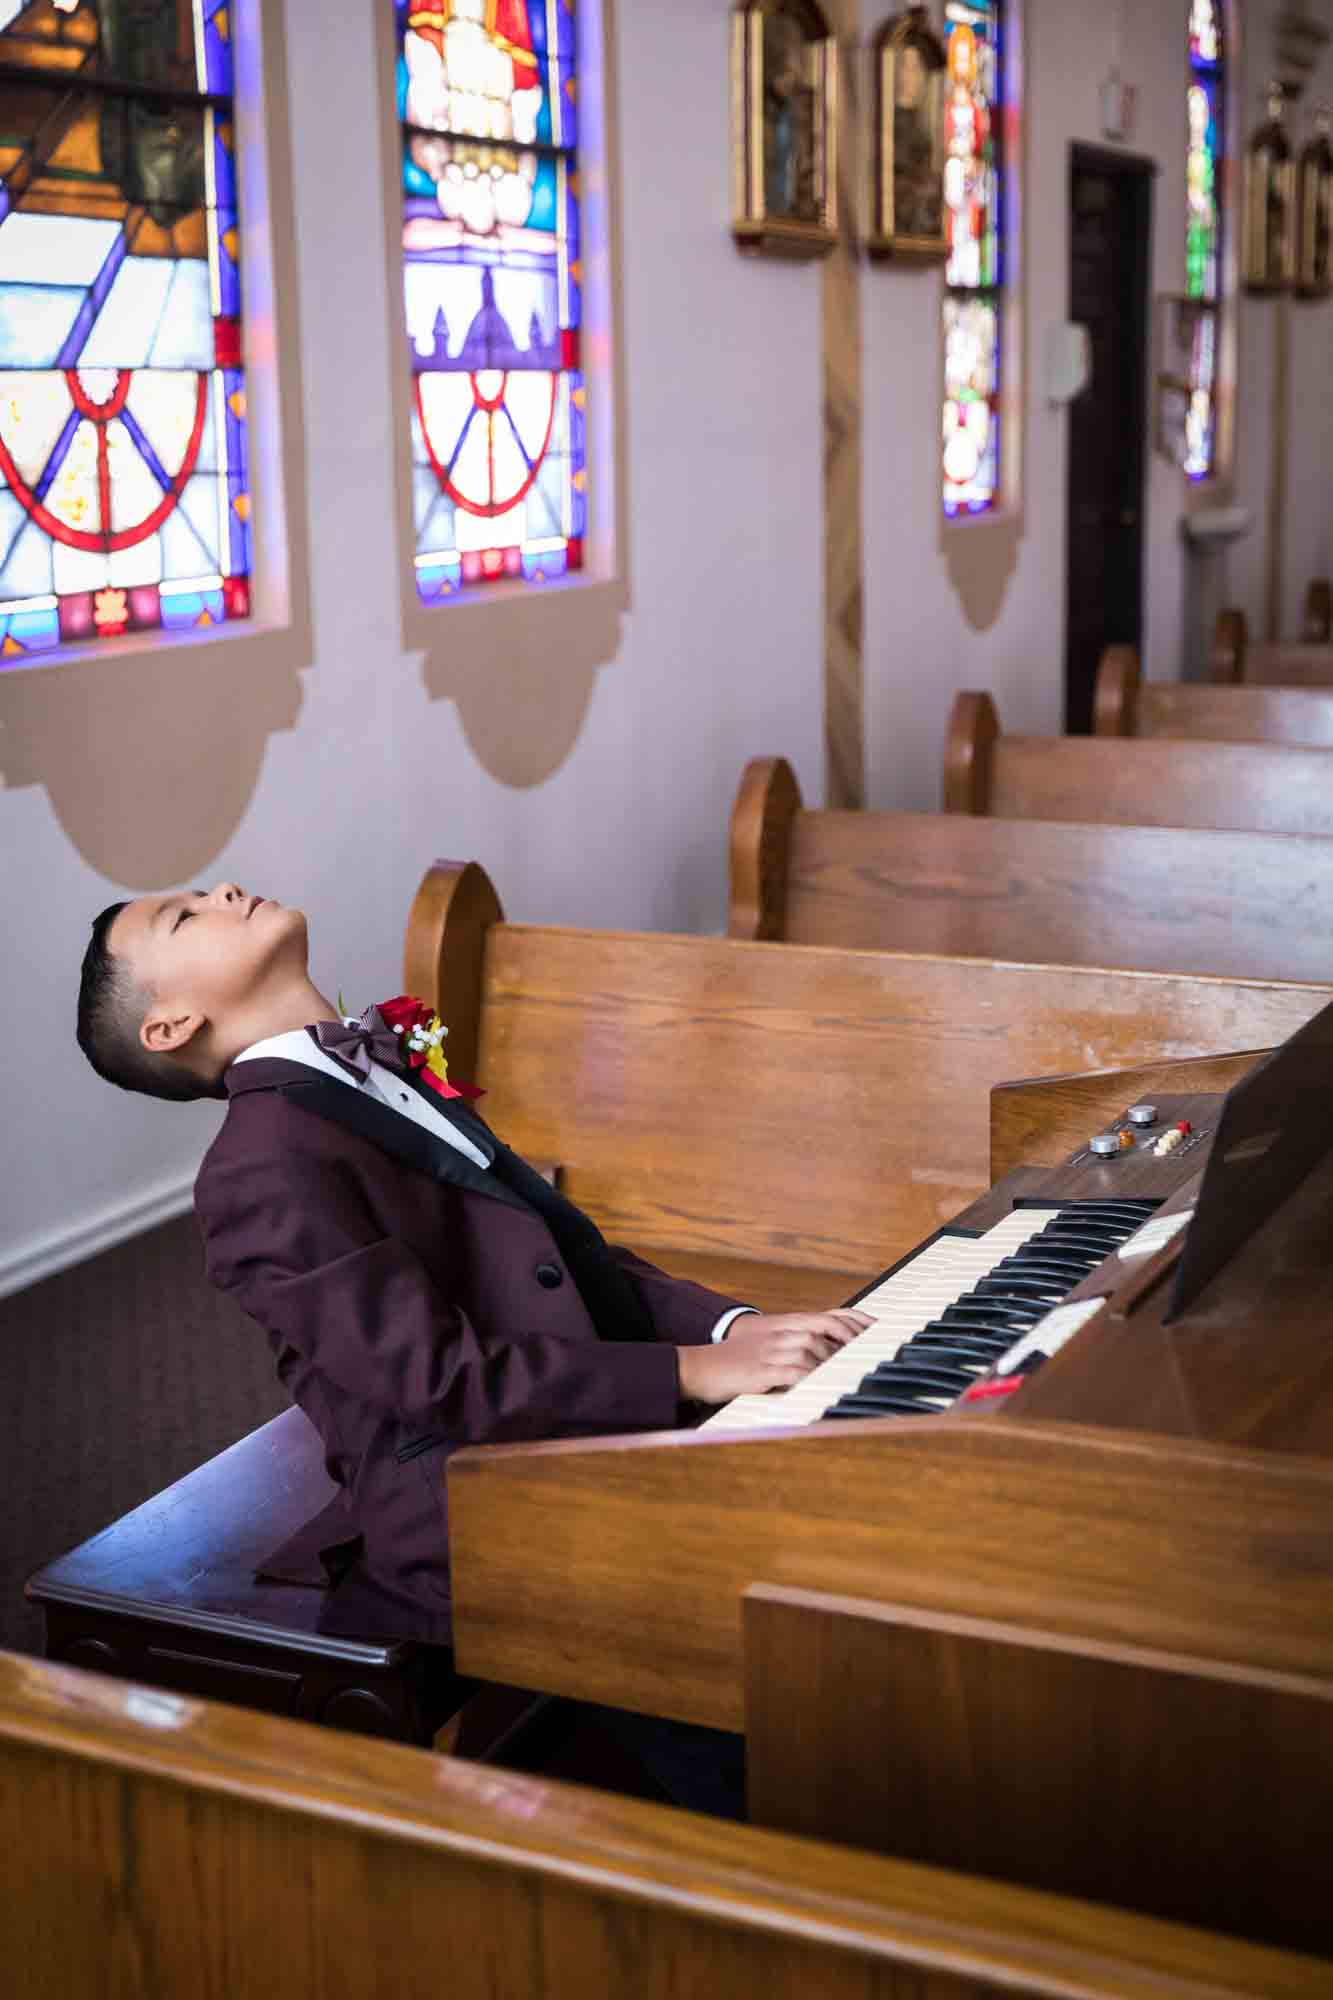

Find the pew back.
[
  {"left": 744, "top": 1584, "right": 1333, "bottom": 1957},
  {"left": 728, "top": 757, "right": 1333, "bottom": 984},
  {"left": 1211, "top": 589, "right": 1333, "bottom": 684},
  {"left": 944, "top": 690, "right": 1333, "bottom": 836},
  {"left": 1093, "top": 647, "right": 1333, "bottom": 745},
  {"left": 413, "top": 878, "right": 1330, "bottom": 1280},
  {"left": 8, "top": 1649, "right": 1325, "bottom": 2000}
]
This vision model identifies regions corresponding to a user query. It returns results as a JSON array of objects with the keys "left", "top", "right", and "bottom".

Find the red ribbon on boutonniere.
[{"left": 375, "top": 995, "right": 485, "bottom": 1102}]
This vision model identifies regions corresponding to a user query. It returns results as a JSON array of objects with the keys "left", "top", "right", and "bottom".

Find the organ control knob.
[
  {"left": 1127, "top": 1103, "right": 1158, "bottom": 1126},
  {"left": 1089, "top": 1132, "right": 1121, "bottom": 1156}
]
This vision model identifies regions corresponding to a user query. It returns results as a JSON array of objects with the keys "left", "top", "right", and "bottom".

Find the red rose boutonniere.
[{"left": 375, "top": 995, "right": 484, "bottom": 1102}]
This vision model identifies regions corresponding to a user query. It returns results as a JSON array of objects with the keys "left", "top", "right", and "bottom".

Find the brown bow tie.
[{"left": 309, "top": 1006, "right": 405, "bottom": 1082}]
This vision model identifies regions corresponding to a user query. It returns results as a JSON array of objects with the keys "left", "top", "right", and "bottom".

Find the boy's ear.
[{"left": 140, "top": 1007, "right": 207, "bottom": 1058}]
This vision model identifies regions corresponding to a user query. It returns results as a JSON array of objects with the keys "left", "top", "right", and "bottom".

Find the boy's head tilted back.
[{"left": 77, "top": 884, "right": 321, "bottom": 1102}]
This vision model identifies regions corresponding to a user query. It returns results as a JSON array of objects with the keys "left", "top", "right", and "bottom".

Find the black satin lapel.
[
  {"left": 399, "top": 1071, "right": 497, "bottom": 1161},
  {"left": 280, "top": 1078, "right": 530, "bottom": 1214}
]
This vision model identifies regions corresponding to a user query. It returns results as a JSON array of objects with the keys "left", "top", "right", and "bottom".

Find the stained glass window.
[
  {"left": 0, "top": 1, "right": 249, "bottom": 664},
  {"left": 1185, "top": 0, "right": 1223, "bottom": 478},
  {"left": 396, "top": 0, "right": 584, "bottom": 600},
  {"left": 942, "top": 0, "right": 1002, "bottom": 516}
]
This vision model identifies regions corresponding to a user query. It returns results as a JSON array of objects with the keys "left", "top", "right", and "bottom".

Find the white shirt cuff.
[{"left": 709, "top": 1306, "right": 757, "bottom": 1345}]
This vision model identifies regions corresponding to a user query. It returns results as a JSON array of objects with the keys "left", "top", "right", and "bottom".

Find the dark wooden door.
[{"left": 1064, "top": 149, "right": 1152, "bottom": 734}]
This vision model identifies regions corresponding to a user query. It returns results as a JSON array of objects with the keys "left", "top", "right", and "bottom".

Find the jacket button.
[{"left": 535, "top": 1261, "right": 563, "bottom": 1290}]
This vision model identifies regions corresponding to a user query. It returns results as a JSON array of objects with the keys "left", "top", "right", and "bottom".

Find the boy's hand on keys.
[{"left": 677, "top": 1310, "right": 872, "bottom": 1404}]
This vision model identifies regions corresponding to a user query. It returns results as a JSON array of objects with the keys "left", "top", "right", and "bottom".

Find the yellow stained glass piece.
[
  {"left": 228, "top": 389, "right": 247, "bottom": 421},
  {"left": 232, "top": 492, "right": 251, "bottom": 522},
  {"left": 196, "top": 608, "right": 215, "bottom": 627},
  {"left": 223, "top": 227, "right": 239, "bottom": 263},
  {"left": 220, "top": 121, "right": 234, "bottom": 155},
  {"left": 570, "top": 259, "right": 583, "bottom": 283},
  {"left": 572, "top": 387, "right": 586, "bottom": 409},
  {"left": 565, "top": 77, "right": 576, "bottom": 100},
  {"left": 1, "top": 633, "right": 25, "bottom": 657},
  {"left": 216, "top": 6, "right": 231, "bottom": 42},
  {"left": 572, "top": 469, "right": 586, "bottom": 492}
]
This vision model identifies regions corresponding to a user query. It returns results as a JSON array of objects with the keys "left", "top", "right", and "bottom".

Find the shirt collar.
[{"left": 231, "top": 1027, "right": 356, "bottom": 1088}]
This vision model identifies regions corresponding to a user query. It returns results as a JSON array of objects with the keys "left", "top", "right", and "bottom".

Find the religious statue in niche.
[
  {"left": 763, "top": 10, "right": 818, "bottom": 219},
  {"left": 869, "top": 7, "right": 947, "bottom": 261},
  {"left": 1296, "top": 107, "right": 1332, "bottom": 299},
  {"left": 1243, "top": 84, "right": 1297, "bottom": 293},
  {"left": 731, "top": 0, "right": 837, "bottom": 258}
]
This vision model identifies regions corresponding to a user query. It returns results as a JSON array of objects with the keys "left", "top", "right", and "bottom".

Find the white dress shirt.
[{"left": 231, "top": 1027, "right": 751, "bottom": 1342}]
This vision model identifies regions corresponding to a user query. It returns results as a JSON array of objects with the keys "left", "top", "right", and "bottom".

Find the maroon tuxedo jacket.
[{"left": 194, "top": 1054, "right": 741, "bottom": 1643}]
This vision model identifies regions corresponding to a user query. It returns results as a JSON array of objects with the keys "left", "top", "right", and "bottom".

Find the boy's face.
[{"left": 110, "top": 883, "right": 308, "bottom": 1045}]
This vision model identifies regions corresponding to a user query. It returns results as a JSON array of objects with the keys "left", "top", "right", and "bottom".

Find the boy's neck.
[{"left": 221, "top": 977, "right": 340, "bottom": 1068}]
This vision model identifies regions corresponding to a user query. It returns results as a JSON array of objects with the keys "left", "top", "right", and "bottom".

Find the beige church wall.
[
  {"left": 0, "top": 0, "right": 825, "bottom": 1292},
  {"left": 862, "top": 0, "right": 1329, "bottom": 809}
]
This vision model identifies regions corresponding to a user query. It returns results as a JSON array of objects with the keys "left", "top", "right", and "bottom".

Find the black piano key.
[
  {"left": 864, "top": 1362, "right": 977, "bottom": 1395},
  {"left": 974, "top": 1276, "right": 1067, "bottom": 1302},
  {"left": 990, "top": 1255, "right": 1098, "bottom": 1281},
  {"left": 828, "top": 1392, "right": 946, "bottom": 1418},
  {"left": 904, "top": 1336, "right": 1012, "bottom": 1362},
  {"left": 824, "top": 1399, "right": 930, "bottom": 1420}
]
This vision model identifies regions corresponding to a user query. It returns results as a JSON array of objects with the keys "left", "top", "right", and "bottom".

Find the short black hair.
[{"left": 76, "top": 902, "right": 220, "bottom": 1102}]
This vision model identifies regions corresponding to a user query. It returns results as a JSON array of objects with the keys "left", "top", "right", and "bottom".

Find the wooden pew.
[
  {"left": 728, "top": 756, "right": 1333, "bottom": 983},
  {"left": 8, "top": 1650, "right": 1327, "bottom": 2000},
  {"left": 406, "top": 861, "right": 1330, "bottom": 1301},
  {"left": 1093, "top": 645, "right": 1333, "bottom": 746},
  {"left": 944, "top": 689, "right": 1333, "bottom": 835},
  {"left": 1211, "top": 591, "right": 1333, "bottom": 685},
  {"left": 744, "top": 1584, "right": 1333, "bottom": 1957}
]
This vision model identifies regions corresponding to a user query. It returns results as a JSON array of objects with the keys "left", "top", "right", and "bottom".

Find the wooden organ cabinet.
[{"left": 447, "top": 1004, "right": 1333, "bottom": 1963}]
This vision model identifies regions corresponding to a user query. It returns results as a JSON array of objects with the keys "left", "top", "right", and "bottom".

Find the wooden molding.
[
  {"left": 402, "top": 859, "right": 504, "bottom": 1085},
  {"left": 727, "top": 757, "right": 803, "bottom": 940},
  {"left": 1092, "top": 644, "right": 1140, "bottom": 736},
  {"left": 941, "top": 690, "right": 997, "bottom": 812}
]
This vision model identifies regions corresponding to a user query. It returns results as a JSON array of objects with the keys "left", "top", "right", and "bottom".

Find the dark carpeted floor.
[{"left": 0, "top": 1214, "right": 287, "bottom": 1659}]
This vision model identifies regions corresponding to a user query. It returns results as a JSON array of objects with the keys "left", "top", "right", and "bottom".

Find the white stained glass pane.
[
  {"left": 456, "top": 495, "right": 525, "bottom": 551},
  {"left": 161, "top": 480, "right": 220, "bottom": 577},
  {"left": 46, "top": 417, "right": 101, "bottom": 536},
  {"left": 0, "top": 371, "right": 75, "bottom": 486},
  {"left": 127, "top": 371, "right": 209, "bottom": 476},
  {"left": 0, "top": 214, "right": 122, "bottom": 287},
  {"left": 105, "top": 415, "right": 167, "bottom": 535},
  {"left": 450, "top": 404, "right": 492, "bottom": 508},
  {"left": 489, "top": 412, "right": 528, "bottom": 496},
  {"left": 417, "top": 490, "right": 456, "bottom": 557},
  {"left": 147, "top": 262, "right": 213, "bottom": 369},
  {"left": 417, "top": 370, "right": 478, "bottom": 466},
  {"left": 108, "top": 530, "right": 163, "bottom": 588},
  {"left": 0, "top": 513, "right": 54, "bottom": 600},
  {"left": 80, "top": 256, "right": 175, "bottom": 369},
  {"left": 0, "top": 285, "right": 83, "bottom": 367},
  {"left": 504, "top": 370, "right": 556, "bottom": 458},
  {"left": 0, "top": 2, "right": 28, "bottom": 27},
  {"left": 413, "top": 462, "right": 440, "bottom": 534},
  {"left": 52, "top": 539, "right": 111, "bottom": 595}
]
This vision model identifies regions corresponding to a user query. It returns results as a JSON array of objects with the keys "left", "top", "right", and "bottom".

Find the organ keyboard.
[{"left": 701, "top": 1198, "right": 1160, "bottom": 1432}]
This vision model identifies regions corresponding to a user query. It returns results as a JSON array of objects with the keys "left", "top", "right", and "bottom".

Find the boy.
[{"left": 76, "top": 880, "right": 868, "bottom": 1647}]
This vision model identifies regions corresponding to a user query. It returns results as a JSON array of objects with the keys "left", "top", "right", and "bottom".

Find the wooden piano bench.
[{"left": 24, "top": 1405, "right": 536, "bottom": 1755}]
